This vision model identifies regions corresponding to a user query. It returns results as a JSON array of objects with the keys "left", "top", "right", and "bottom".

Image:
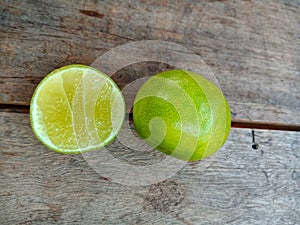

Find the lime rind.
[
  {"left": 133, "top": 69, "right": 231, "bottom": 162},
  {"left": 133, "top": 75, "right": 200, "bottom": 161},
  {"left": 185, "top": 70, "right": 230, "bottom": 159}
]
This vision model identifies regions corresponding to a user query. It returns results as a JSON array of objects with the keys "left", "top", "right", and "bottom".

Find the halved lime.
[{"left": 30, "top": 64, "right": 125, "bottom": 154}]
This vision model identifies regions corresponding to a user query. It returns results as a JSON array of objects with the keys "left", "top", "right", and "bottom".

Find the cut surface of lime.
[
  {"left": 133, "top": 70, "right": 231, "bottom": 162},
  {"left": 30, "top": 64, "right": 125, "bottom": 154}
]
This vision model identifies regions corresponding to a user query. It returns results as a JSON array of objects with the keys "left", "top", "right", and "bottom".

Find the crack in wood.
[
  {"left": 1, "top": 103, "right": 299, "bottom": 131},
  {"left": 79, "top": 9, "right": 104, "bottom": 19}
]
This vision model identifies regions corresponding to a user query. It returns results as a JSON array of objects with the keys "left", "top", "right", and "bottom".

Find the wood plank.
[
  {"left": 1, "top": 0, "right": 299, "bottom": 124},
  {"left": 1, "top": 112, "right": 299, "bottom": 224}
]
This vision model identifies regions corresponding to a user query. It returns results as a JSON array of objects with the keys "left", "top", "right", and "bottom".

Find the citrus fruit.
[
  {"left": 30, "top": 64, "right": 125, "bottom": 154},
  {"left": 133, "top": 70, "right": 231, "bottom": 162}
]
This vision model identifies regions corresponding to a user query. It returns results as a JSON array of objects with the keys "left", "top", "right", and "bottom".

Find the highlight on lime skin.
[
  {"left": 30, "top": 64, "right": 125, "bottom": 154},
  {"left": 133, "top": 69, "right": 231, "bottom": 162}
]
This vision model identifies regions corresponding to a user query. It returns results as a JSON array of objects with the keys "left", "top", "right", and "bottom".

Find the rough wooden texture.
[
  {"left": 0, "top": 112, "right": 299, "bottom": 224},
  {"left": 1, "top": 1, "right": 299, "bottom": 224},
  {"left": 1, "top": 0, "right": 300, "bottom": 124}
]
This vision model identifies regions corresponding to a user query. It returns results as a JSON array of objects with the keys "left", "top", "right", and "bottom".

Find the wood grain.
[
  {"left": 1, "top": 1, "right": 299, "bottom": 224},
  {"left": 1, "top": 0, "right": 299, "bottom": 124},
  {"left": 1, "top": 112, "right": 299, "bottom": 224}
]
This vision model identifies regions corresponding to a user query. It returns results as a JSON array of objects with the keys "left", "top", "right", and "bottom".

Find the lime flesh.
[{"left": 30, "top": 64, "right": 125, "bottom": 154}]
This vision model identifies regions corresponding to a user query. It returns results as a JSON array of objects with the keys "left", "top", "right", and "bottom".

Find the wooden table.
[{"left": 1, "top": 0, "right": 299, "bottom": 224}]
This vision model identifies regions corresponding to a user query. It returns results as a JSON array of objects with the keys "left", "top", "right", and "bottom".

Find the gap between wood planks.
[{"left": 1, "top": 103, "right": 299, "bottom": 132}]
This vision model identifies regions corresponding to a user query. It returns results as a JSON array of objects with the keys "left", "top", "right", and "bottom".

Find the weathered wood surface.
[
  {"left": 1, "top": 0, "right": 300, "bottom": 224},
  {"left": 1, "top": 0, "right": 300, "bottom": 124},
  {"left": 0, "top": 112, "right": 299, "bottom": 224}
]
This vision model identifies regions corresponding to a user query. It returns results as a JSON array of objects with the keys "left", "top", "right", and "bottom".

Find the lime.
[
  {"left": 30, "top": 64, "right": 125, "bottom": 154},
  {"left": 133, "top": 70, "right": 231, "bottom": 162}
]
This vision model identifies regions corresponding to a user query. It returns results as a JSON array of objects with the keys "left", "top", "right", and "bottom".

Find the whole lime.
[{"left": 133, "top": 70, "right": 231, "bottom": 161}]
